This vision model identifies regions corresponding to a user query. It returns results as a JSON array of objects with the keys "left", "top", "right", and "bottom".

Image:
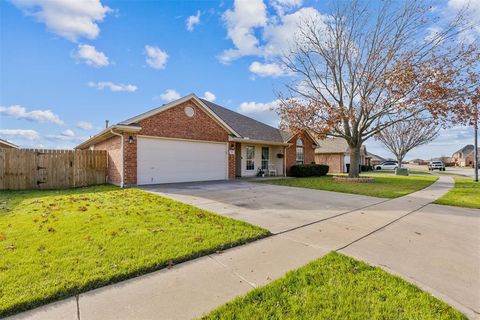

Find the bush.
[
  {"left": 290, "top": 164, "right": 329, "bottom": 177},
  {"left": 361, "top": 165, "right": 373, "bottom": 171}
]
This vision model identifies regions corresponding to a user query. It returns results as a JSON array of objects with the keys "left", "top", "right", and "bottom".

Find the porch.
[{"left": 234, "top": 142, "right": 286, "bottom": 178}]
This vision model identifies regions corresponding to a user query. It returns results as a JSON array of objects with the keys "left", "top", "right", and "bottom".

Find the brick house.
[
  {"left": 451, "top": 145, "right": 479, "bottom": 167},
  {"left": 76, "top": 94, "right": 317, "bottom": 186},
  {"left": 314, "top": 137, "right": 369, "bottom": 173}
]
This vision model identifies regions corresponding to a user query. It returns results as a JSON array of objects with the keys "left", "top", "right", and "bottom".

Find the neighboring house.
[
  {"left": 314, "top": 137, "right": 369, "bottom": 173},
  {"left": 366, "top": 151, "right": 386, "bottom": 166},
  {"left": 451, "top": 145, "right": 477, "bottom": 167},
  {"left": 409, "top": 158, "right": 427, "bottom": 165},
  {"left": 0, "top": 139, "right": 19, "bottom": 149},
  {"left": 76, "top": 94, "right": 317, "bottom": 186}
]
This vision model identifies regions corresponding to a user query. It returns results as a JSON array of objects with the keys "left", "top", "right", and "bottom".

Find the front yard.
[
  {"left": 262, "top": 174, "right": 438, "bottom": 198},
  {"left": 202, "top": 252, "right": 465, "bottom": 320},
  {"left": 0, "top": 186, "right": 269, "bottom": 317},
  {"left": 434, "top": 178, "right": 480, "bottom": 209}
]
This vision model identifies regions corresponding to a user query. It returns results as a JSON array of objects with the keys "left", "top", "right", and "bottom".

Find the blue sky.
[{"left": 0, "top": 0, "right": 478, "bottom": 160}]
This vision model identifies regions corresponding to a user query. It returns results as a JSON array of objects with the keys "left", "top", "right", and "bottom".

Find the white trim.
[
  {"left": 229, "top": 137, "right": 290, "bottom": 146},
  {"left": 120, "top": 94, "right": 241, "bottom": 137},
  {"left": 136, "top": 134, "right": 227, "bottom": 145},
  {"left": 0, "top": 139, "right": 19, "bottom": 148},
  {"left": 75, "top": 125, "right": 141, "bottom": 150}
]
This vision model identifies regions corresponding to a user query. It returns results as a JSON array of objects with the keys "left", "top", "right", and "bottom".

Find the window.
[
  {"left": 261, "top": 147, "right": 269, "bottom": 170},
  {"left": 246, "top": 146, "right": 255, "bottom": 170},
  {"left": 296, "top": 138, "right": 304, "bottom": 164}
]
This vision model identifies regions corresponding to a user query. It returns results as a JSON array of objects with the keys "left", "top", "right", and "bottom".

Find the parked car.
[
  {"left": 428, "top": 161, "right": 446, "bottom": 171},
  {"left": 375, "top": 161, "right": 398, "bottom": 170}
]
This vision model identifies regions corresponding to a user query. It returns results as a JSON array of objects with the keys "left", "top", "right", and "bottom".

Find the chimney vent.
[{"left": 105, "top": 120, "right": 109, "bottom": 128}]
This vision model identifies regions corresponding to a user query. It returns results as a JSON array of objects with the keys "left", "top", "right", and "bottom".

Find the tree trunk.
[
  {"left": 397, "top": 157, "right": 403, "bottom": 169},
  {"left": 349, "top": 145, "right": 361, "bottom": 178}
]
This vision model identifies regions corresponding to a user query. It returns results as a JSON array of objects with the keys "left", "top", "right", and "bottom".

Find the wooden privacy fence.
[{"left": 0, "top": 149, "right": 108, "bottom": 190}]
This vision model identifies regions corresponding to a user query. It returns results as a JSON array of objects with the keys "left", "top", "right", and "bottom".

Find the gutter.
[{"left": 229, "top": 137, "right": 290, "bottom": 147}]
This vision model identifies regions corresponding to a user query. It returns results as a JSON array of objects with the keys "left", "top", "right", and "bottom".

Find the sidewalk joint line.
[
  {"left": 272, "top": 198, "right": 391, "bottom": 236},
  {"left": 75, "top": 295, "right": 80, "bottom": 320},
  {"left": 335, "top": 202, "right": 431, "bottom": 252},
  {"left": 207, "top": 255, "right": 257, "bottom": 289}
]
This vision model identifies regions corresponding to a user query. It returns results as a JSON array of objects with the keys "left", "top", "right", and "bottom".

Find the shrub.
[
  {"left": 290, "top": 164, "right": 329, "bottom": 177},
  {"left": 361, "top": 165, "right": 373, "bottom": 171}
]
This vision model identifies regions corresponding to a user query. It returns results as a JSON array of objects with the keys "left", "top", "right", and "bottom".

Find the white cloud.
[
  {"left": 270, "top": 0, "right": 303, "bottom": 15},
  {"left": 75, "top": 44, "right": 109, "bottom": 67},
  {"left": 202, "top": 91, "right": 216, "bottom": 102},
  {"left": 145, "top": 45, "right": 169, "bottom": 69},
  {"left": 249, "top": 61, "right": 285, "bottom": 77},
  {"left": 76, "top": 121, "right": 94, "bottom": 130},
  {"left": 220, "top": 1, "right": 327, "bottom": 67},
  {"left": 0, "top": 129, "right": 40, "bottom": 140},
  {"left": 46, "top": 129, "right": 84, "bottom": 142},
  {"left": 0, "top": 105, "right": 64, "bottom": 125},
  {"left": 262, "top": 7, "right": 326, "bottom": 58},
  {"left": 11, "top": 0, "right": 111, "bottom": 42},
  {"left": 88, "top": 81, "right": 137, "bottom": 92},
  {"left": 447, "top": 0, "right": 480, "bottom": 42},
  {"left": 220, "top": 0, "right": 268, "bottom": 63},
  {"left": 186, "top": 10, "right": 201, "bottom": 31},
  {"left": 158, "top": 89, "right": 181, "bottom": 102},
  {"left": 238, "top": 99, "right": 281, "bottom": 126},
  {"left": 61, "top": 129, "right": 75, "bottom": 137},
  {"left": 238, "top": 99, "right": 280, "bottom": 113}
]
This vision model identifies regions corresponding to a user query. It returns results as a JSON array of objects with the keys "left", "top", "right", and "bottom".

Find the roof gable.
[
  {"left": 119, "top": 94, "right": 240, "bottom": 137},
  {"left": 200, "top": 99, "right": 284, "bottom": 143}
]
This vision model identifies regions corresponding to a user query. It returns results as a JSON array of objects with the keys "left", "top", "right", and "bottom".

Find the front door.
[{"left": 261, "top": 146, "right": 269, "bottom": 170}]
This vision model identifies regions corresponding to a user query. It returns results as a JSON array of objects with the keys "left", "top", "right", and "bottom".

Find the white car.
[{"left": 375, "top": 161, "right": 398, "bottom": 170}]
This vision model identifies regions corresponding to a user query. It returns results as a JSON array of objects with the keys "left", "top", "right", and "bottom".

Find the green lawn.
[
  {"left": 262, "top": 174, "right": 438, "bottom": 198},
  {"left": 434, "top": 178, "right": 480, "bottom": 209},
  {"left": 202, "top": 252, "right": 465, "bottom": 320},
  {"left": 0, "top": 185, "right": 269, "bottom": 317}
]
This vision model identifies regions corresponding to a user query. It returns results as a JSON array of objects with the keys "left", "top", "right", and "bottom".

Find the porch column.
[{"left": 228, "top": 142, "right": 236, "bottom": 179}]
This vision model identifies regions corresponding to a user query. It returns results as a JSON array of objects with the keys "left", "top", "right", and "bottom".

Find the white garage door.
[{"left": 137, "top": 137, "right": 228, "bottom": 185}]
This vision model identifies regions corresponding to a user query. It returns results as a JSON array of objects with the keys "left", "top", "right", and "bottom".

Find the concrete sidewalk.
[{"left": 8, "top": 175, "right": 480, "bottom": 320}]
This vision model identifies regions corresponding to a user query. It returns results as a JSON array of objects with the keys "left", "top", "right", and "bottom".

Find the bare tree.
[
  {"left": 277, "top": 0, "right": 479, "bottom": 177},
  {"left": 376, "top": 118, "right": 439, "bottom": 168}
]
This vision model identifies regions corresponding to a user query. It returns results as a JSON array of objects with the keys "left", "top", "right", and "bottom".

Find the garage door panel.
[{"left": 137, "top": 137, "right": 227, "bottom": 185}]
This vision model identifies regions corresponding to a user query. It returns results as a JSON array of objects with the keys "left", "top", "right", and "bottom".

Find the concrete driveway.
[
  {"left": 140, "top": 180, "right": 385, "bottom": 233},
  {"left": 141, "top": 178, "right": 480, "bottom": 318}
]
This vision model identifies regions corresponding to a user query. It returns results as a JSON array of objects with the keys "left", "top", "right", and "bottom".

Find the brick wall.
[
  {"left": 315, "top": 153, "right": 344, "bottom": 173},
  {"left": 285, "top": 132, "right": 316, "bottom": 176},
  {"left": 94, "top": 135, "right": 122, "bottom": 185},
  {"left": 137, "top": 100, "right": 229, "bottom": 142}
]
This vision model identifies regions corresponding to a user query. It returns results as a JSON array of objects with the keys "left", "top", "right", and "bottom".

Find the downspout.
[{"left": 110, "top": 129, "right": 124, "bottom": 188}]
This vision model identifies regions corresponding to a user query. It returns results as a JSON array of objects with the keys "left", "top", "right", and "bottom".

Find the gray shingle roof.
[{"left": 200, "top": 99, "right": 284, "bottom": 143}]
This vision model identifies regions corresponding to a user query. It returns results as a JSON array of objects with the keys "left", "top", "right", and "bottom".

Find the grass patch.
[
  {"left": 434, "top": 178, "right": 480, "bottom": 209},
  {"left": 262, "top": 174, "right": 438, "bottom": 198},
  {"left": 0, "top": 185, "right": 269, "bottom": 317},
  {"left": 202, "top": 252, "right": 465, "bottom": 320}
]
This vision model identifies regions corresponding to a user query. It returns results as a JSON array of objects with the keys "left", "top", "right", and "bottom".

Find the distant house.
[
  {"left": 315, "top": 137, "right": 369, "bottom": 173},
  {"left": 451, "top": 145, "right": 478, "bottom": 167},
  {"left": 0, "top": 139, "right": 19, "bottom": 149},
  {"left": 409, "top": 158, "right": 427, "bottom": 165},
  {"left": 366, "top": 151, "right": 386, "bottom": 166}
]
